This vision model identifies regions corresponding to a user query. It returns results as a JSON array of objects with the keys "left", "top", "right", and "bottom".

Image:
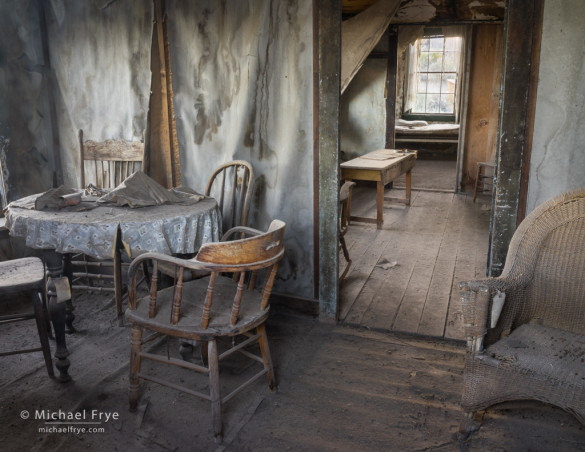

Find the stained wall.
[
  {"left": 46, "top": 0, "right": 153, "bottom": 186},
  {"left": 340, "top": 58, "right": 387, "bottom": 160},
  {"left": 0, "top": 0, "right": 54, "bottom": 203},
  {"left": 526, "top": 0, "right": 585, "bottom": 212},
  {"left": 167, "top": 1, "right": 314, "bottom": 298},
  {"left": 0, "top": 0, "right": 314, "bottom": 299}
]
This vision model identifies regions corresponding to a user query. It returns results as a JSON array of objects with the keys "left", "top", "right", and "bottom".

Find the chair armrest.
[
  {"left": 221, "top": 226, "right": 263, "bottom": 241},
  {"left": 460, "top": 277, "right": 525, "bottom": 353},
  {"left": 127, "top": 252, "right": 211, "bottom": 281},
  {"left": 460, "top": 282, "right": 490, "bottom": 353}
]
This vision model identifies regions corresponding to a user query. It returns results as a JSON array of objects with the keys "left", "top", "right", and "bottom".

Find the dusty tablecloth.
[
  {"left": 5, "top": 195, "right": 221, "bottom": 260},
  {"left": 97, "top": 171, "right": 204, "bottom": 207}
]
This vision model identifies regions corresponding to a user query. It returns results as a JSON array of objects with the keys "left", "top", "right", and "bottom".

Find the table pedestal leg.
[
  {"left": 43, "top": 251, "right": 71, "bottom": 383},
  {"left": 62, "top": 254, "right": 76, "bottom": 333}
]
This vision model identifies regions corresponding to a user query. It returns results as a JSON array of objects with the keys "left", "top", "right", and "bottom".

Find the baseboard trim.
[{"left": 270, "top": 292, "right": 319, "bottom": 317}]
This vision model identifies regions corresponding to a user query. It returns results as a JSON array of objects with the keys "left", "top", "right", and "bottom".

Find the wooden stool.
[
  {"left": 0, "top": 257, "right": 54, "bottom": 377},
  {"left": 473, "top": 162, "right": 494, "bottom": 202}
]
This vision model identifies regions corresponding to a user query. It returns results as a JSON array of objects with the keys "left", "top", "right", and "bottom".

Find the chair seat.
[
  {"left": 486, "top": 323, "right": 585, "bottom": 384},
  {"left": 126, "top": 275, "right": 269, "bottom": 339},
  {"left": 0, "top": 258, "right": 44, "bottom": 295}
]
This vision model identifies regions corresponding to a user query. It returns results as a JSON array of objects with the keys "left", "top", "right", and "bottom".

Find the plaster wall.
[
  {"left": 1, "top": 0, "right": 314, "bottom": 299},
  {"left": 167, "top": 0, "right": 314, "bottom": 298},
  {"left": 340, "top": 58, "right": 387, "bottom": 160},
  {"left": 526, "top": 0, "right": 585, "bottom": 212},
  {"left": 0, "top": 0, "right": 54, "bottom": 202},
  {"left": 46, "top": 0, "right": 153, "bottom": 188}
]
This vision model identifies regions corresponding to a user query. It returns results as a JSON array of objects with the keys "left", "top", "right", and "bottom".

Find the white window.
[{"left": 404, "top": 29, "right": 464, "bottom": 121}]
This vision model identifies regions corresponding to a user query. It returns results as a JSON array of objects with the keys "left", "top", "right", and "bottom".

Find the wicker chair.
[{"left": 459, "top": 188, "right": 585, "bottom": 436}]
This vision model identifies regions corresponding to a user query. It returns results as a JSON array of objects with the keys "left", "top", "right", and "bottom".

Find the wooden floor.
[
  {"left": 3, "top": 299, "right": 585, "bottom": 451},
  {"left": 339, "top": 171, "right": 491, "bottom": 342}
]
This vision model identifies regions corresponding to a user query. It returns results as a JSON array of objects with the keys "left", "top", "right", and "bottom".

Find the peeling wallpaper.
[
  {"left": 167, "top": 0, "right": 314, "bottom": 298},
  {"left": 527, "top": 0, "right": 585, "bottom": 213}
]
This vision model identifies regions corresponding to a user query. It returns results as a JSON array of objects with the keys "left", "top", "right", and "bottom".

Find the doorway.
[{"left": 336, "top": 23, "right": 504, "bottom": 339}]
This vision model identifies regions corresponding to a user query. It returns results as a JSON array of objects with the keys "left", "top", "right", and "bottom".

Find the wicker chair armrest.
[
  {"left": 460, "top": 281, "right": 490, "bottom": 353},
  {"left": 460, "top": 277, "right": 525, "bottom": 353}
]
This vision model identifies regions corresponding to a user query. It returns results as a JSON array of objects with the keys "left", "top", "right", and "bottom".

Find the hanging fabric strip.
[{"left": 341, "top": 0, "right": 401, "bottom": 94}]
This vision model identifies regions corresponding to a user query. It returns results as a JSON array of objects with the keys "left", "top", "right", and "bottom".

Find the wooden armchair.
[
  {"left": 71, "top": 129, "right": 145, "bottom": 323},
  {"left": 459, "top": 188, "right": 585, "bottom": 436},
  {"left": 125, "top": 219, "right": 285, "bottom": 442}
]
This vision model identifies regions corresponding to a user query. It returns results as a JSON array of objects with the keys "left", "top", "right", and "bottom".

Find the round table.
[
  {"left": 6, "top": 194, "right": 222, "bottom": 260},
  {"left": 5, "top": 193, "right": 222, "bottom": 382}
]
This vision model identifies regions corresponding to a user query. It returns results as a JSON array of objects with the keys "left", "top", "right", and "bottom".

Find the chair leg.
[
  {"left": 339, "top": 237, "right": 352, "bottom": 283},
  {"left": 257, "top": 324, "right": 276, "bottom": 391},
  {"left": 340, "top": 236, "right": 351, "bottom": 264},
  {"left": 200, "top": 340, "right": 209, "bottom": 366},
  {"left": 114, "top": 248, "right": 123, "bottom": 326},
  {"left": 129, "top": 324, "right": 143, "bottom": 411},
  {"left": 41, "top": 294, "right": 54, "bottom": 340},
  {"left": 32, "top": 290, "right": 54, "bottom": 377},
  {"left": 207, "top": 339, "right": 222, "bottom": 442},
  {"left": 458, "top": 411, "right": 481, "bottom": 441}
]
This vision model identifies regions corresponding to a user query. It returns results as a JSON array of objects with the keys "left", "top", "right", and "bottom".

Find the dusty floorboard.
[
  {"left": 339, "top": 162, "right": 491, "bottom": 341},
  {"left": 1, "top": 293, "right": 585, "bottom": 451}
]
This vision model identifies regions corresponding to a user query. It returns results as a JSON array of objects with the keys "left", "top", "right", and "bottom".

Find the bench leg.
[
  {"left": 405, "top": 170, "right": 412, "bottom": 206},
  {"left": 376, "top": 181, "right": 384, "bottom": 229}
]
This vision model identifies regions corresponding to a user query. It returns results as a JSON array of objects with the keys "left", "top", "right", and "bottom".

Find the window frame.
[{"left": 402, "top": 29, "right": 463, "bottom": 123}]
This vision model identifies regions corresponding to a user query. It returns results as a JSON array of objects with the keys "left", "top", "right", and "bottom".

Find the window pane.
[
  {"left": 441, "top": 74, "right": 456, "bottom": 93},
  {"left": 414, "top": 94, "right": 426, "bottom": 112},
  {"left": 406, "top": 34, "right": 462, "bottom": 117},
  {"left": 444, "top": 51, "right": 459, "bottom": 72},
  {"left": 426, "top": 94, "right": 440, "bottom": 113},
  {"left": 444, "top": 37, "right": 461, "bottom": 52},
  {"left": 440, "top": 94, "right": 455, "bottom": 113},
  {"left": 429, "top": 37, "right": 443, "bottom": 51},
  {"left": 427, "top": 73, "right": 441, "bottom": 93},
  {"left": 416, "top": 73, "right": 428, "bottom": 94},
  {"left": 418, "top": 52, "right": 429, "bottom": 71},
  {"left": 428, "top": 52, "right": 443, "bottom": 72}
]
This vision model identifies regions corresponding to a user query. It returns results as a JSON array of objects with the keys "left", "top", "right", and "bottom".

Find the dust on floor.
[{"left": 1, "top": 291, "right": 584, "bottom": 451}]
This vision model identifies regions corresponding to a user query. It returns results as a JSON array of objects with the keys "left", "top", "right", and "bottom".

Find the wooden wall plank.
[{"left": 461, "top": 24, "right": 503, "bottom": 189}]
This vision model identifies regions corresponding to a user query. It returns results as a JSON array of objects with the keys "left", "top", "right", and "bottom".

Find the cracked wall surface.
[{"left": 527, "top": 0, "right": 585, "bottom": 213}]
